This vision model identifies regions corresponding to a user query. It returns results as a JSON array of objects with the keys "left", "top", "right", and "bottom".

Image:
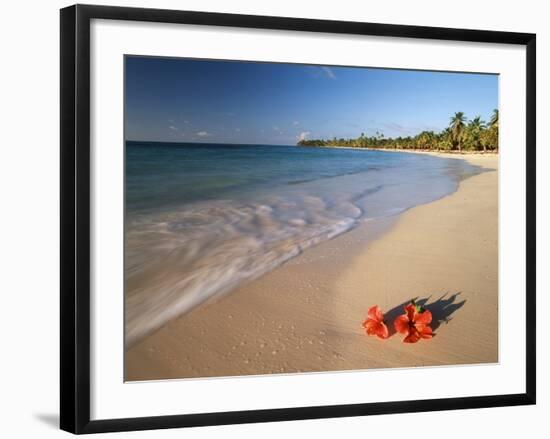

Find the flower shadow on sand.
[{"left": 384, "top": 292, "right": 466, "bottom": 337}]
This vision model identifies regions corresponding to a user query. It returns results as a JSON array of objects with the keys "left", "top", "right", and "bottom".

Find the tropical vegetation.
[{"left": 297, "top": 110, "right": 499, "bottom": 152}]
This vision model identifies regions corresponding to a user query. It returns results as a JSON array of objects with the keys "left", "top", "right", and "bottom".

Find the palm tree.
[
  {"left": 490, "top": 109, "right": 499, "bottom": 128},
  {"left": 417, "top": 131, "right": 436, "bottom": 150},
  {"left": 296, "top": 110, "right": 500, "bottom": 152},
  {"left": 472, "top": 116, "right": 485, "bottom": 128},
  {"left": 449, "top": 111, "right": 467, "bottom": 152},
  {"left": 466, "top": 116, "right": 486, "bottom": 151},
  {"left": 488, "top": 109, "right": 499, "bottom": 151}
]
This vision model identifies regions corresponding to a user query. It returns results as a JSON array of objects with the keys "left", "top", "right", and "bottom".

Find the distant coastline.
[
  {"left": 297, "top": 145, "right": 499, "bottom": 155},
  {"left": 297, "top": 110, "right": 499, "bottom": 153}
]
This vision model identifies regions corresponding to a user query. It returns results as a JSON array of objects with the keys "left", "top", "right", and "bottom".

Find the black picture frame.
[{"left": 60, "top": 4, "right": 536, "bottom": 434}]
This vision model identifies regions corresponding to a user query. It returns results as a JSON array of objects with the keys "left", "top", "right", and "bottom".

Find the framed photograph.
[{"left": 60, "top": 4, "right": 536, "bottom": 434}]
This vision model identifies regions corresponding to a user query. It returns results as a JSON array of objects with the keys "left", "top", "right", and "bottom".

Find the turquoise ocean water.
[{"left": 125, "top": 141, "right": 480, "bottom": 346}]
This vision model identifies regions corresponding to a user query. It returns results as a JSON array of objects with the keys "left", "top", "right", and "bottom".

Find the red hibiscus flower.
[
  {"left": 394, "top": 301, "right": 433, "bottom": 343},
  {"left": 362, "top": 305, "right": 389, "bottom": 339}
]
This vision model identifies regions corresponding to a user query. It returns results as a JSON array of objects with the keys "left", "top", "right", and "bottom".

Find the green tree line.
[{"left": 297, "top": 110, "right": 499, "bottom": 152}]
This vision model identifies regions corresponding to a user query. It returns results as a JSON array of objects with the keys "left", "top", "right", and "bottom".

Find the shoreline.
[
  {"left": 125, "top": 153, "right": 498, "bottom": 381},
  {"left": 298, "top": 144, "right": 498, "bottom": 156}
]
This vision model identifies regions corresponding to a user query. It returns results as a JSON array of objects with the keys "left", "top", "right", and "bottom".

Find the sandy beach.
[{"left": 125, "top": 153, "right": 498, "bottom": 381}]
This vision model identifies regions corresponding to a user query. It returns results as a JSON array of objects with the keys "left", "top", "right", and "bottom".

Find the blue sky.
[{"left": 125, "top": 56, "right": 498, "bottom": 145}]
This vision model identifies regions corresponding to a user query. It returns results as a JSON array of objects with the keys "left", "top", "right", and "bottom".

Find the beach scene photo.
[{"left": 124, "top": 56, "right": 498, "bottom": 381}]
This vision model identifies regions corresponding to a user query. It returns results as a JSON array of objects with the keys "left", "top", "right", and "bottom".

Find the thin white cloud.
[
  {"left": 273, "top": 126, "right": 280, "bottom": 131},
  {"left": 183, "top": 120, "right": 190, "bottom": 124},
  {"left": 169, "top": 125, "right": 178, "bottom": 131},
  {"left": 293, "top": 121, "right": 299, "bottom": 126},
  {"left": 235, "top": 128, "right": 241, "bottom": 132},
  {"left": 379, "top": 122, "right": 441, "bottom": 137},
  {"left": 196, "top": 131, "right": 211, "bottom": 137},
  {"left": 297, "top": 131, "right": 311, "bottom": 141},
  {"left": 381, "top": 122, "right": 406, "bottom": 132},
  {"left": 307, "top": 66, "right": 337, "bottom": 80},
  {"left": 322, "top": 66, "right": 336, "bottom": 79}
]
